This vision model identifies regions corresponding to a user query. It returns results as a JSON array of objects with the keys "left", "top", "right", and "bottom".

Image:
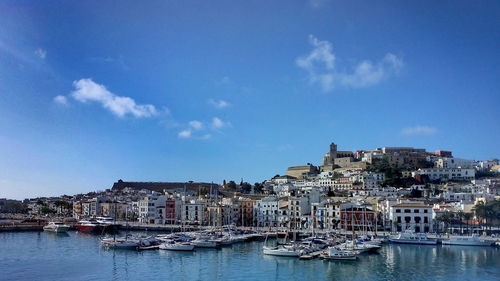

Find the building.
[
  {"left": 254, "top": 197, "right": 279, "bottom": 227},
  {"left": 235, "top": 198, "right": 255, "bottom": 227},
  {"left": 165, "top": 199, "right": 180, "bottom": 224},
  {"left": 340, "top": 203, "right": 376, "bottom": 231},
  {"left": 433, "top": 150, "right": 453, "bottom": 157},
  {"left": 390, "top": 203, "right": 433, "bottom": 233},
  {"left": 435, "top": 158, "right": 475, "bottom": 169},
  {"left": 180, "top": 200, "right": 206, "bottom": 225},
  {"left": 286, "top": 164, "right": 318, "bottom": 179},
  {"left": 138, "top": 194, "right": 167, "bottom": 224},
  {"left": 322, "top": 143, "right": 355, "bottom": 171},
  {"left": 412, "top": 168, "right": 475, "bottom": 181}
]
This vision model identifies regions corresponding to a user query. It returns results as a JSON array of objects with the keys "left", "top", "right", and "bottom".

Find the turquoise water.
[{"left": 0, "top": 232, "right": 499, "bottom": 281}]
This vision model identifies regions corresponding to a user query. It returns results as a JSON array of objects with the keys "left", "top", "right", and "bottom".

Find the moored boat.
[
  {"left": 389, "top": 231, "right": 437, "bottom": 245},
  {"left": 43, "top": 222, "right": 70, "bottom": 233},
  {"left": 442, "top": 235, "right": 492, "bottom": 246},
  {"left": 159, "top": 240, "right": 195, "bottom": 251},
  {"left": 322, "top": 247, "right": 357, "bottom": 261},
  {"left": 263, "top": 245, "right": 302, "bottom": 257}
]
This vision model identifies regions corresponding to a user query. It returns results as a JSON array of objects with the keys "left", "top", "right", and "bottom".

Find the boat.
[
  {"left": 75, "top": 220, "right": 102, "bottom": 233},
  {"left": 191, "top": 238, "right": 219, "bottom": 248},
  {"left": 338, "top": 240, "right": 381, "bottom": 253},
  {"left": 322, "top": 247, "right": 357, "bottom": 261},
  {"left": 43, "top": 221, "right": 70, "bottom": 233},
  {"left": 95, "top": 216, "right": 121, "bottom": 232},
  {"left": 101, "top": 237, "right": 140, "bottom": 249},
  {"left": 159, "top": 241, "right": 195, "bottom": 251},
  {"left": 442, "top": 235, "right": 492, "bottom": 246},
  {"left": 263, "top": 245, "right": 302, "bottom": 257},
  {"left": 389, "top": 231, "right": 437, "bottom": 245}
]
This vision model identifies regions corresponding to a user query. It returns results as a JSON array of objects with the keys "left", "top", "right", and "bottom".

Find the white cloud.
[
  {"left": 188, "top": 120, "right": 203, "bottom": 130},
  {"left": 401, "top": 126, "right": 438, "bottom": 136},
  {"left": 35, "top": 48, "right": 46, "bottom": 59},
  {"left": 71, "top": 78, "right": 157, "bottom": 118},
  {"left": 199, "top": 134, "right": 212, "bottom": 140},
  {"left": 309, "top": 0, "right": 329, "bottom": 8},
  {"left": 296, "top": 35, "right": 403, "bottom": 92},
  {"left": 178, "top": 129, "right": 192, "bottom": 138},
  {"left": 53, "top": 95, "right": 68, "bottom": 105},
  {"left": 208, "top": 99, "right": 231, "bottom": 109},
  {"left": 211, "top": 117, "right": 231, "bottom": 129}
]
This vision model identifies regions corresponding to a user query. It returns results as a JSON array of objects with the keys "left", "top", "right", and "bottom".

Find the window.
[
  {"left": 424, "top": 210, "right": 428, "bottom": 213},
  {"left": 404, "top": 209, "right": 411, "bottom": 213},
  {"left": 424, "top": 217, "right": 428, "bottom": 223},
  {"left": 396, "top": 209, "right": 401, "bottom": 213},
  {"left": 414, "top": 209, "right": 419, "bottom": 213}
]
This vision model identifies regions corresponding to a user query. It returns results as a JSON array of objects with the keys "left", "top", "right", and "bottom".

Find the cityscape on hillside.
[
  {"left": 1, "top": 1, "right": 499, "bottom": 280},
  {"left": 2, "top": 142, "right": 499, "bottom": 234}
]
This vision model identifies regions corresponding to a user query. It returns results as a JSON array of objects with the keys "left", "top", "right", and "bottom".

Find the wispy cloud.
[
  {"left": 208, "top": 99, "right": 231, "bottom": 109},
  {"left": 188, "top": 120, "right": 203, "bottom": 130},
  {"left": 309, "top": 0, "right": 330, "bottom": 8},
  {"left": 178, "top": 129, "right": 192, "bottom": 139},
  {"left": 178, "top": 117, "right": 231, "bottom": 139},
  {"left": 53, "top": 95, "right": 68, "bottom": 105},
  {"left": 88, "top": 55, "right": 130, "bottom": 70},
  {"left": 211, "top": 117, "right": 231, "bottom": 129},
  {"left": 296, "top": 35, "right": 403, "bottom": 92},
  {"left": 70, "top": 78, "right": 158, "bottom": 118},
  {"left": 35, "top": 48, "right": 46, "bottom": 59},
  {"left": 401, "top": 126, "right": 438, "bottom": 136}
]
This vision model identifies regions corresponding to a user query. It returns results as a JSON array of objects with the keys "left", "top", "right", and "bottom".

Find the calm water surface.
[{"left": 1, "top": 232, "right": 499, "bottom": 281}]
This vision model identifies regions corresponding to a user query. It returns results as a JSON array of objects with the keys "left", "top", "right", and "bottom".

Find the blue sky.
[{"left": 0, "top": 0, "right": 499, "bottom": 199}]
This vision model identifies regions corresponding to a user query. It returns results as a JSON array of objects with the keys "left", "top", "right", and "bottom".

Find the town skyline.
[{"left": 1, "top": 1, "right": 499, "bottom": 200}]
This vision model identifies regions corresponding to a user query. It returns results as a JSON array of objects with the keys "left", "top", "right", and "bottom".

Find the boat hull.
[
  {"left": 389, "top": 239, "right": 437, "bottom": 245},
  {"left": 442, "top": 240, "right": 492, "bottom": 246},
  {"left": 43, "top": 226, "right": 70, "bottom": 233},
  {"left": 159, "top": 244, "right": 195, "bottom": 251},
  {"left": 263, "top": 248, "right": 300, "bottom": 257}
]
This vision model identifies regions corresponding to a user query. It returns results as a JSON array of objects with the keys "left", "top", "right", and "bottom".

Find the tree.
[
  {"left": 198, "top": 186, "right": 208, "bottom": 196},
  {"left": 226, "top": 181, "right": 237, "bottom": 190},
  {"left": 240, "top": 182, "right": 252, "bottom": 194},
  {"left": 463, "top": 212, "right": 473, "bottom": 235},
  {"left": 253, "top": 183, "right": 263, "bottom": 194},
  {"left": 40, "top": 206, "right": 56, "bottom": 215},
  {"left": 436, "top": 212, "right": 453, "bottom": 233},
  {"left": 473, "top": 201, "right": 487, "bottom": 231}
]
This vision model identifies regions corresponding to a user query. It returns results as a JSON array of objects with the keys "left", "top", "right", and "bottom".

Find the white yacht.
[
  {"left": 43, "top": 222, "right": 70, "bottom": 233},
  {"left": 101, "top": 237, "right": 140, "bottom": 249},
  {"left": 263, "top": 245, "right": 302, "bottom": 257},
  {"left": 442, "top": 235, "right": 492, "bottom": 246},
  {"left": 389, "top": 231, "right": 437, "bottom": 245},
  {"left": 159, "top": 241, "right": 195, "bottom": 251},
  {"left": 339, "top": 240, "right": 381, "bottom": 253},
  {"left": 322, "top": 247, "right": 357, "bottom": 261},
  {"left": 191, "top": 238, "right": 219, "bottom": 248}
]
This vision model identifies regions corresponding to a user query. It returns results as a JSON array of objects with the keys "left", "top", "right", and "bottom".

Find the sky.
[{"left": 0, "top": 0, "right": 499, "bottom": 200}]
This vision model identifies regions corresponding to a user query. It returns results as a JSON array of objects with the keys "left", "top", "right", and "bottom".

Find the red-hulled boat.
[{"left": 76, "top": 219, "right": 102, "bottom": 233}]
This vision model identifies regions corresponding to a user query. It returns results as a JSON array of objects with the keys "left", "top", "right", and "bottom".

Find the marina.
[{"left": 1, "top": 230, "right": 499, "bottom": 281}]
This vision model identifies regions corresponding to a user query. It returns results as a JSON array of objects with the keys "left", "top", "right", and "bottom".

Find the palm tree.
[
  {"left": 436, "top": 212, "right": 453, "bottom": 234},
  {"left": 457, "top": 211, "right": 464, "bottom": 234},
  {"left": 463, "top": 212, "right": 473, "bottom": 235},
  {"left": 473, "top": 201, "right": 487, "bottom": 232}
]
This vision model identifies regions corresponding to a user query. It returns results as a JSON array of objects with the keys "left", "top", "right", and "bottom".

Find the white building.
[
  {"left": 180, "top": 200, "right": 206, "bottom": 225},
  {"left": 435, "top": 157, "right": 475, "bottom": 169},
  {"left": 254, "top": 197, "right": 279, "bottom": 227},
  {"left": 412, "top": 168, "right": 475, "bottom": 181},
  {"left": 138, "top": 194, "right": 167, "bottom": 224},
  {"left": 390, "top": 203, "right": 433, "bottom": 233}
]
